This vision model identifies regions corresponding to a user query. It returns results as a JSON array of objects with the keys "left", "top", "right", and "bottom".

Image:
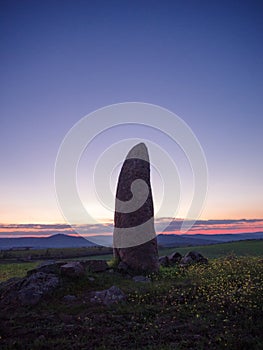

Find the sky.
[{"left": 1, "top": 1, "right": 263, "bottom": 237}]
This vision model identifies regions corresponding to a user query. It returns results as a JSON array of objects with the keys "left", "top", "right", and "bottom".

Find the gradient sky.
[{"left": 1, "top": 1, "right": 263, "bottom": 231}]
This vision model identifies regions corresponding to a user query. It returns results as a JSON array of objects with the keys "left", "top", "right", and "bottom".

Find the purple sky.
[{"left": 1, "top": 1, "right": 263, "bottom": 227}]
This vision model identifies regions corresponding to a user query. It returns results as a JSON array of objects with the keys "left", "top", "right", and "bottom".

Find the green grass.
[
  {"left": 0, "top": 262, "right": 39, "bottom": 282},
  {"left": 1, "top": 240, "right": 262, "bottom": 266},
  {"left": 0, "top": 240, "right": 262, "bottom": 283},
  {"left": 159, "top": 239, "right": 263, "bottom": 258},
  {"left": 72, "top": 253, "right": 113, "bottom": 261},
  {"left": 0, "top": 246, "right": 112, "bottom": 260}
]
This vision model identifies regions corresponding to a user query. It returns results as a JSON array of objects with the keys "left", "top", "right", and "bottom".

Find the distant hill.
[
  {"left": 157, "top": 234, "right": 218, "bottom": 247},
  {"left": 0, "top": 232, "right": 262, "bottom": 250},
  {"left": 158, "top": 232, "right": 263, "bottom": 247},
  {"left": 181, "top": 232, "right": 263, "bottom": 242},
  {"left": 0, "top": 234, "right": 97, "bottom": 250}
]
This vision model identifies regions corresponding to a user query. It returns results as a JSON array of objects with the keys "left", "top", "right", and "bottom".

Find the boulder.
[
  {"left": 0, "top": 277, "right": 23, "bottom": 304},
  {"left": 180, "top": 251, "right": 208, "bottom": 266},
  {"left": 113, "top": 143, "right": 159, "bottom": 273},
  {"left": 27, "top": 261, "right": 64, "bottom": 276},
  {"left": 60, "top": 262, "right": 86, "bottom": 278},
  {"left": 168, "top": 252, "right": 182, "bottom": 265},
  {"left": 18, "top": 272, "right": 59, "bottom": 305},
  {"left": 0, "top": 276, "right": 22, "bottom": 291},
  {"left": 180, "top": 255, "right": 194, "bottom": 266},
  {"left": 90, "top": 286, "right": 126, "bottom": 306},
  {"left": 28, "top": 260, "right": 108, "bottom": 276},
  {"left": 0, "top": 272, "right": 59, "bottom": 306},
  {"left": 159, "top": 256, "right": 170, "bottom": 267}
]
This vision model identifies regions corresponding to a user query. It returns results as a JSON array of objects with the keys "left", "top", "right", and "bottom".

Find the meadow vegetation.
[
  {"left": 0, "top": 240, "right": 262, "bottom": 349},
  {"left": 0, "top": 246, "right": 112, "bottom": 261},
  {"left": 160, "top": 239, "right": 263, "bottom": 258}
]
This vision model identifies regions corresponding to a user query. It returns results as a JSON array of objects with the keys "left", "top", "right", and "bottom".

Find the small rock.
[
  {"left": 88, "top": 277, "right": 95, "bottom": 282},
  {"left": 90, "top": 286, "right": 126, "bottom": 306},
  {"left": 132, "top": 275, "right": 151, "bottom": 283},
  {"left": 60, "top": 262, "right": 85, "bottom": 278}
]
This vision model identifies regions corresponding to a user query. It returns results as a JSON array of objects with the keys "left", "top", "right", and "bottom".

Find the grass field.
[
  {"left": 159, "top": 239, "right": 263, "bottom": 258},
  {"left": 0, "top": 255, "right": 262, "bottom": 349},
  {"left": 0, "top": 240, "right": 262, "bottom": 282},
  {"left": 0, "top": 240, "right": 262, "bottom": 349},
  {"left": 0, "top": 246, "right": 112, "bottom": 260},
  {"left": 0, "top": 262, "right": 39, "bottom": 282}
]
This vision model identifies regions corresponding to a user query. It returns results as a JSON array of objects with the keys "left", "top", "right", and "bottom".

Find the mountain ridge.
[
  {"left": 0, "top": 233, "right": 97, "bottom": 249},
  {"left": 0, "top": 232, "right": 262, "bottom": 249}
]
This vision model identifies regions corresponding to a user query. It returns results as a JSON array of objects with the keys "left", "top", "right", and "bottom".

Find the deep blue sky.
[{"left": 1, "top": 0, "right": 263, "bottom": 224}]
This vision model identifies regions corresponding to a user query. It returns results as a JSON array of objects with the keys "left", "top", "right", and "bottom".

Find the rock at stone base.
[
  {"left": 180, "top": 251, "right": 208, "bottom": 266},
  {"left": 60, "top": 262, "right": 86, "bottom": 278},
  {"left": 168, "top": 252, "right": 182, "bottom": 264},
  {"left": 159, "top": 252, "right": 182, "bottom": 267},
  {"left": 115, "top": 239, "right": 159, "bottom": 274},
  {"left": 159, "top": 256, "right": 170, "bottom": 267},
  {"left": 117, "top": 261, "right": 129, "bottom": 273},
  {"left": 90, "top": 286, "right": 126, "bottom": 306},
  {"left": 180, "top": 256, "right": 194, "bottom": 266},
  {"left": 132, "top": 275, "right": 151, "bottom": 283}
]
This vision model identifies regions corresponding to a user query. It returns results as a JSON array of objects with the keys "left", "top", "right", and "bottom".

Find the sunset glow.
[
  {"left": 1, "top": 218, "right": 263, "bottom": 238},
  {"left": 1, "top": 1, "right": 262, "bottom": 238}
]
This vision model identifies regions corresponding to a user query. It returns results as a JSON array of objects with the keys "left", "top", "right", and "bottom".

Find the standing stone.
[{"left": 113, "top": 143, "right": 159, "bottom": 273}]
